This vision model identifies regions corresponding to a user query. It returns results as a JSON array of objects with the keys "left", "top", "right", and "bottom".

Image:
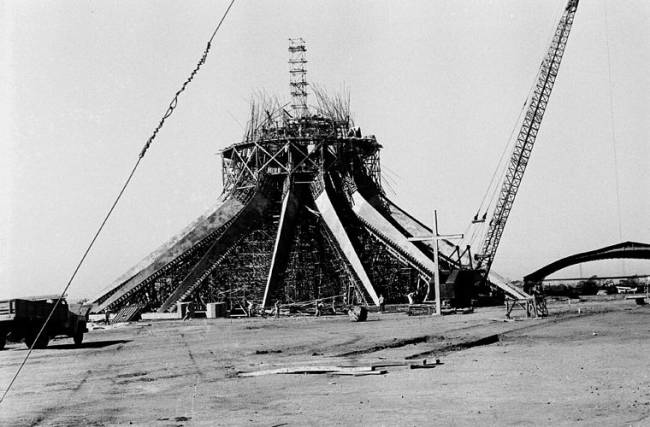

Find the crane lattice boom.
[{"left": 478, "top": 0, "right": 579, "bottom": 274}]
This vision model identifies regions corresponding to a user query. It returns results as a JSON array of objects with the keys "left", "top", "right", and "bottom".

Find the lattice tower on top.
[{"left": 288, "top": 38, "right": 308, "bottom": 117}]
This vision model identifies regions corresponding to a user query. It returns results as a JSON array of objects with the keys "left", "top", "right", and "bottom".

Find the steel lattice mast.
[
  {"left": 477, "top": 0, "right": 579, "bottom": 275},
  {"left": 288, "top": 38, "right": 308, "bottom": 117}
]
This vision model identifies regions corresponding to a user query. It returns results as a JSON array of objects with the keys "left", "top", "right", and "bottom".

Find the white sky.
[{"left": 1, "top": 0, "right": 648, "bottom": 300}]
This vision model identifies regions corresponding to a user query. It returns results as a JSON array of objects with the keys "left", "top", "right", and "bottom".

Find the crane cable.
[
  {"left": 603, "top": 0, "right": 626, "bottom": 277},
  {"left": 475, "top": 2, "right": 566, "bottom": 219},
  {"left": 0, "top": 0, "right": 237, "bottom": 405},
  {"left": 603, "top": 0, "right": 624, "bottom": 244},
  {"left": 463, "top": 1, "right": 567, "bottom": 251}
]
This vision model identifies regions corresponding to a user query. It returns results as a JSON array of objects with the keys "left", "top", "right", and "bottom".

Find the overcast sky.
[{"left": 1, "top": 0, "right": 648, "bottom": 300}]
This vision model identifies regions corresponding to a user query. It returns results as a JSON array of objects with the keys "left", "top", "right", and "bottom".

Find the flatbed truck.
[{"left": 0, "top": 296, "right": 87, "bottom": 350}]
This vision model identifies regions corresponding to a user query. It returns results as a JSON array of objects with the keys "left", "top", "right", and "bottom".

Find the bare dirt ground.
[{"left": 1, "top": 297, "right": 649, "bottom": 426}]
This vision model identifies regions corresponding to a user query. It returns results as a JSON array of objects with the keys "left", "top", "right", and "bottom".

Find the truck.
[{"left": 0, "top": 295, "right": 88, "bottom": 350}]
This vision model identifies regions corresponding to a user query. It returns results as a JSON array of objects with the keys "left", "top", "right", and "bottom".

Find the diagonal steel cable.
[{"left": 0, "top": 0, "right": 236, "bottom": 405}]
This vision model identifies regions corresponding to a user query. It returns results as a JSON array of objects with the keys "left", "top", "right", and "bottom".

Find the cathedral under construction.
[{"left": 91, "top": 39, "right": 504, "bottom": 316}]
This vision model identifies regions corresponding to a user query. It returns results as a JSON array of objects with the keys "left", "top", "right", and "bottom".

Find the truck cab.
[{"left": 0, "top": 295, "right": 88, "bottom": 350}]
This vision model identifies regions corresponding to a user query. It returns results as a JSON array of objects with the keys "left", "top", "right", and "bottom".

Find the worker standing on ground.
[
  {"left": 183, "top": 303, "right": 194, "bottom": 321},
  {"left": 407, "top": 292, "right": 415, "bottom": 305},
  {"left": 315, "top": 300, "right": 323, "bottom": 317},
  {"left": 378, "top": 294, "right": 385, "bottom": 313},
  {"left": 274, "top": 300, "right": 280, "bottom": 318}
]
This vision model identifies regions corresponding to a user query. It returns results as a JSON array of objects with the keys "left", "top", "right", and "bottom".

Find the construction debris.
[
  {"left": 238, "top": 365, "right": 375, "bottom": 377},
  {"left": 110, "top": 305, "right": 143, "bottom": 323},
  {"left": 237, "top": 358, "right": 441, "bottom": 377},
  {"left": 348, "top": 306, "right": 368, "bottom": 322},
  {"left": 409, "top": 359, "right": 441, "bottom": 369}
]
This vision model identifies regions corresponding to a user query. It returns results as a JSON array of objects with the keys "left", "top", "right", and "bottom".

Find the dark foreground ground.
[{"left": 0, "top": 297, "right": 649, "bottom": 426}]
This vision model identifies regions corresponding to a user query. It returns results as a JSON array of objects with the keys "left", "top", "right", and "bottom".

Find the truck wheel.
[
  {"left": 25, "top": 330, "right": 49, "bottom": 349},
  {"left": 0, "top": 331, "right": 6, "bottom": 351},
  {"left": 33, "top": 333, "right": 49, "bottom": 349},
  {"left": 24, "top": 332, "right": 34, "bottom": 348},
  {"left": 73, "top": 330, "right": 84, "bottom": 346}
]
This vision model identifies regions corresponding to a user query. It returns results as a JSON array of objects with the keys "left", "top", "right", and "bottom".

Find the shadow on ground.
[{"left": 45, "top": 339, "right": 131, "bottom": 350}]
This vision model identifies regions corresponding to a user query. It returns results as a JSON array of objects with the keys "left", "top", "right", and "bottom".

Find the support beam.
[
  {"left": 489, "top": 270, "right": 530, "bottom": 300},
  {"left": 408, "top": 210, "right": 464, "bottom": 315},
  {"left": 382, "top": 198, "right": 459, "bottom": 262},
  {"left": 157, "top": 188, "right": 271, "bottom": 312},
  {"left": 262, "top": 179, "right": 301, "bottom": 307},
  {"left": 314, "top": 188, "right": 380, "bottom": 306},
  {"left": 93, "top": 194, "right": 249, "bottom": 313},
  {"left": 350, "top": 191, "right": 436, "bottom": 274}
]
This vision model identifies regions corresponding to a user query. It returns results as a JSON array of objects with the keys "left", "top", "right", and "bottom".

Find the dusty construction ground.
[{"left": 1, "top": 298, "right": 649, "bottom": 426}]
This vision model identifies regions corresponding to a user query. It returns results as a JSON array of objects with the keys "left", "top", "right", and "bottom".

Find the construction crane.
[
  {"left": 456, "top": 0, "right": 580, "bottom": 303},
  {"left": 477, "top": 0, "right": 579, "bottom": 273}
]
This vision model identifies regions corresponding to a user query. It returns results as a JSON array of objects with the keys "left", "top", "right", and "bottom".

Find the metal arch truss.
[{"left": 524, "top": 241, "right": 650, "bottom": 283}]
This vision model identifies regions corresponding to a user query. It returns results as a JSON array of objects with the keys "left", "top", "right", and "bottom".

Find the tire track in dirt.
[
  {"left": 335, "top": 308, "right": 612, "bottom": 359},
  {"left": 285, "top": 333, "right": 364, "bottom": 356},
  {"left": 28, "top": 337, "right": 130, "bottom": 426},
  {"left": 402, "top": 308, "right": 615, "bottom": 360},
  {"left": 179, "top": 333, "right": 205, "bottom": 380},
  {"left": 31, "top": 327, "right": 155, "bottom": 425},
  {"left": 30, "top": 369, "right": 93, "bottom": 426}
]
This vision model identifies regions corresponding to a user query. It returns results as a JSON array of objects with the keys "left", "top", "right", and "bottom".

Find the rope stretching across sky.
[{"left": 0, "top": 0, "right": 237, "bottom": 405}]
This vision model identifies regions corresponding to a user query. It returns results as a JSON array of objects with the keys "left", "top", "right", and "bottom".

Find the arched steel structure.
[{"left": 524, "top": 241, "right": 650, "bottom": 283}]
